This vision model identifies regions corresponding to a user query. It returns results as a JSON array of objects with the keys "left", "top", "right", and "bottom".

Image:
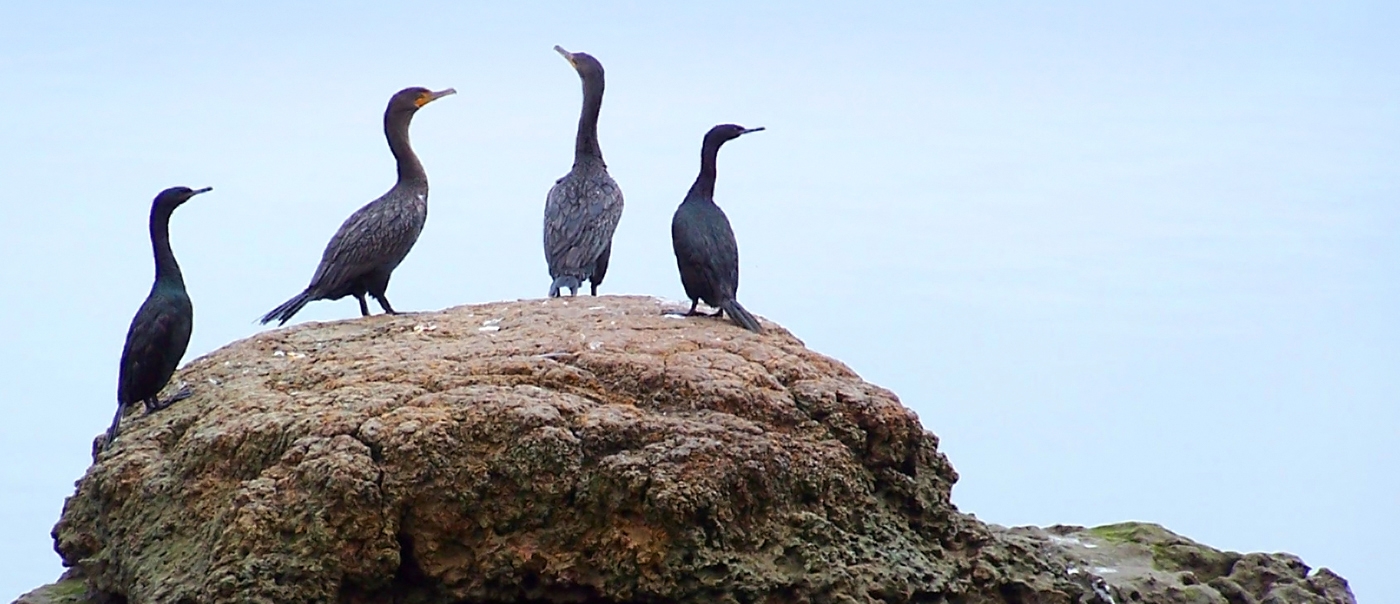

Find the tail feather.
[
  {"left": 103, "top": 403, "right": 125, "bottom": 452},
  {"left": 261, "top": 291, "right": 312, "bottom": 325},
  {"left": 719, "top": 300, "right": 764, "bottom": 333},
  {"left": 549, "top": 276, "right": 582, "bottom": 298}
]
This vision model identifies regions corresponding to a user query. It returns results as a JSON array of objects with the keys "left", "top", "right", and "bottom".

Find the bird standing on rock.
[
  {"left": 106, "top": 186, "right": 212, "bottom": 450},
  {"left": 670, "top": 124, "right": 765, "bottom": 333},
  {"left": 544, "top": 45, "right": 624, "bottom": 297},
  {"left": 261, "top": 86, "right": 455, "bottom": 325}
]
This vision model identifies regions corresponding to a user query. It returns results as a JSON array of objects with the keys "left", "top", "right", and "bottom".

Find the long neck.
[
  {"left": 150, "top": 203, "right": 183, "bottom": 288},
  {"left": 574, "top": 73, "right": 604, "bottom": 162},
  {"left": 687, "top": 138, "right": 724, "bottom": 201},
  {"left": 386, "top": 110, "right": 425, "bottom": 184}
]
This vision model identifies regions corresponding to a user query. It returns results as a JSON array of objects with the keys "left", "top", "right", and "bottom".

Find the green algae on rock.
[{"left": 1010, "top": 523, "right": 1355, "bottom": 604}]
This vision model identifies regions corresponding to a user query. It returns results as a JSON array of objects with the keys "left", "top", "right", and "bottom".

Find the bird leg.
[
  {"left": 144, "top": 384, "right": 193, "bottom": 413},
  {"left": 355, "top": 294, "right": 371, "bottom": 317},
  {"left": 662, "top": 300, "right": 700, "bottom": 317},
  {"left": 682, "top": 300, "right": 723, "bottom": 317},
  {"left": 374, "top": 294, "right": 398, "bottom": 315}
]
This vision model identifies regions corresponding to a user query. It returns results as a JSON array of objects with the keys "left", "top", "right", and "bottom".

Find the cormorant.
[
  {"left": 544, "top": 45, "right": 624, "bottom": 297},
  {"left": 670, "top": 124, "right": 765, "bottom": 333},
  {"left": 261, "top": 86, "right": 455, "bottom": 325},
  {"left": 106, "top": 185, "right": 212, "bottom": 450}
]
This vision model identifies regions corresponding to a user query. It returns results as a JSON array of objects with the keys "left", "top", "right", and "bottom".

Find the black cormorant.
[
  {"left": 261, "top": 86, "right": 455, "bottom": 325},
  {"left": 544, "top": 45, "right": 624, "bottom": 297},
  {"left": 106, "top": 185, "right": 212, "bottom": 450},
  {"left": 670, "top": 124, "right": 765, "bottom": 333}
]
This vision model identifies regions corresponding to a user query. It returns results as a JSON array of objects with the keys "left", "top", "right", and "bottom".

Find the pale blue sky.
[{"left": 1, "top": 2, "right": 1395, "bottom": 601}]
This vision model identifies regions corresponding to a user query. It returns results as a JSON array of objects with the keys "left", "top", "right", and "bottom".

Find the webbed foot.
[{"left": 145, "top": 384, "right": 193, "bottom": 413}]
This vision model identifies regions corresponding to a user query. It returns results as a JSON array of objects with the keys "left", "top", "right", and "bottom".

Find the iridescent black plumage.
[
  {"left": 106, "top": 186, "right": 211, "bottom": 450},
  {"left": 671, "top": 124, "right": 764, "bottom": 333},
  {"left": 544, "top": 46, "right": 624, "bottom": 297},
  {"left": 261, "top": 86, "right": 455, "bottom": 325}
]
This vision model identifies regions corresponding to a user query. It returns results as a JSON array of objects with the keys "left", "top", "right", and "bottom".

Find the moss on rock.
[{"left": 1089, "top": 522, "right": 1239, "bottom": 582}]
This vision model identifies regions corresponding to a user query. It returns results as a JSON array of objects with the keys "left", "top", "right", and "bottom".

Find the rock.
[
  {"left": 32, "top": 297, "right": 1357, "bottom": 604},
  {"left": 13, "top": 570, "right": 93, "bottom": 604},
  {"left": 1003, "top": 523, "right": 1355, "bottom": 604}
]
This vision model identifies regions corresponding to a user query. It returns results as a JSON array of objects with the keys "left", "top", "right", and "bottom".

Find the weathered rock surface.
[
  {"left": 32, "top": 296, "right": 1355, "bottom": 604},
  {"left": 996, "top": 523, "right": 1356, "bottom": 604},
  {"left": 12, "top": 570, "right": 88, "bottom": 604}
]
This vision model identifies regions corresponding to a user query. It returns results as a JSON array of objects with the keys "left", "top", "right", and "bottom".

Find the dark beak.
[
  {"left": 191, "top": 187, "right": 213, "bottom": 195},
  {"left": 742, "top": 127, "right": 766, "bottom": 135}
]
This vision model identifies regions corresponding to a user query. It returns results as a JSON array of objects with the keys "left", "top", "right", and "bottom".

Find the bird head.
[
  {"left": 154, "top": 186, "right": 212, "bottom": 209},
  {"left": 705, "top": 124, "right": 765, "bottom": 146},
  {"left": 388, "top": 87, "right": 456, "bottom": 116},
  {"left": 554, "top": 46, "right": 605, "bottom": 79}
]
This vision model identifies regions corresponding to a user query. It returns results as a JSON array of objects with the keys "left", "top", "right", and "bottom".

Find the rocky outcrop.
[
  {"left": 12, "top": 570, "right": 88, "bottom": 604},
  {"left": 33, "top": 296, "right": 1355, "bottom": 603},
  {"left": 998, "top": 524, "right": 1356, "bottom": 604}
]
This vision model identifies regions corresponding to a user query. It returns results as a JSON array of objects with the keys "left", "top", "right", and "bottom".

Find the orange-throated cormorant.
[{"left": 261, "top": 86, "right": 455, "bottom": 325}]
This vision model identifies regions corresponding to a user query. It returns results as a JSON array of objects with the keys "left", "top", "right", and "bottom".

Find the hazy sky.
[{"left": 2, "top": 2, "right": 1396, "bottom": 601}]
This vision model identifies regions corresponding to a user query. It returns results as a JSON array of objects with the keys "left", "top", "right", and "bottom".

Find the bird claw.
[{"left": 145, "top": 384, "right": 193, "bottom": 413}]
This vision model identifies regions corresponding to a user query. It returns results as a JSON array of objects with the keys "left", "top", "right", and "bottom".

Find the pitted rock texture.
[
  {"left": 42, "top": 296, "right": 1354, "bottom": 604},
  {"left": 12, "top": 570, "right": 89, "bottom": 604},
  {"left": 996, "top": 523, "right": 1356, "bottom": 604}
]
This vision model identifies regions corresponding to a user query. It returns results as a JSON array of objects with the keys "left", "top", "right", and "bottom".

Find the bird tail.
[
  {"left": 720, "top": 300, "right": 764, "bottom": 333},
  {"left": 260, "top": 291, "right": 312, "bottom": 326},
  {"left": 549, "top": 276, "right": 582, "bottom": 298},
  {"left": 103, "top": 403, "right": 125, "bottom": 452}
]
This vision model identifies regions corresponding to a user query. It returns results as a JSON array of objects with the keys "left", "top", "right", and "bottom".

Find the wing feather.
[
  {"left": 309, "top": 192, "right": 427, "bottom": 293},
  {"left": 118, "top": 293, "right": 192, "bottom": 404},
  {"left": 544, "top": 169, "right": 624, "bottom": 279},
  {"left": 671, "top": 201, "right": 740, "bottom": 303}
]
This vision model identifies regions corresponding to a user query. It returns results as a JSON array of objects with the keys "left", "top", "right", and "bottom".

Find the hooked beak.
[
  {"left": 554, "top": 45, "right": 574, "bottom": 65},
  {"left": 413, "top": 88, "right": 456, "bottom": 108},
  {"left": 427, "top": 88, "right": 457, "bottom": 102}
]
